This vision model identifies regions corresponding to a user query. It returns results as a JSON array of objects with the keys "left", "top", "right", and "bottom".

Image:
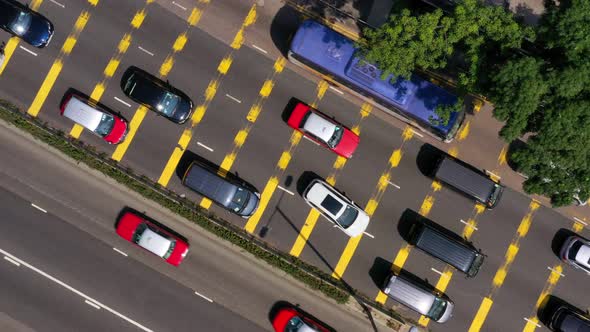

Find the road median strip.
[{"left": 0, "top": 100, "right": 412, "bottom": 330}]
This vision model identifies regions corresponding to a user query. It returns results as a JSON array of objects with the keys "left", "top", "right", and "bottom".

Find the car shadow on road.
[
  {"left": 416, "top": 143, "right": 445, "bottom": 177},
  {"left": 269, "top": 172, "right": 380, "bottom": 331},
  {"left": 551, "top": 228, "right": 575, "bottom": 258},
  {"left": 270, "top": 5, "right": 303, "bottom": 57}
]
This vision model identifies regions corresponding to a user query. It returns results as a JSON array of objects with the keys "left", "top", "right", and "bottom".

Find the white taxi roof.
[
  {"left": 63, "top": 96, "right": 103, "bottom": 131},
  {"left": 138, "top": 228, "right": 172, "bottom": 258},
  {"left": 302, "top": 113, "right": 336, "bottom": 144}
]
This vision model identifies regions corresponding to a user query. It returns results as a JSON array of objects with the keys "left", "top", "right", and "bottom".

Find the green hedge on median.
[{"left": 0, "top": 100, "right": 409, "bottom": 326}]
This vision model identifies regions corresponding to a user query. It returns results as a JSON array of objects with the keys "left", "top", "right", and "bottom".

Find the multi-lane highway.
[
  {"left": 0, "top": 116, "right": 377, "bottom": 331},
  {"left": 1, "top": 0, "right": 589, "bottom": 331}
]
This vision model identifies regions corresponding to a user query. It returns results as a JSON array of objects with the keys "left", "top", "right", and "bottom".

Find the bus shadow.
[{"left": 271, "top": 5, "right": 303, "bottom": 57}]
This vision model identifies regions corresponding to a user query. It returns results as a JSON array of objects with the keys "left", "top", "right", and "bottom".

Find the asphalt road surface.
[
  {"left": 0, "top": 0, "right": 589, "bottom": 331},
  {"left": 0, "top": 115, "right": 376, "bottom": 331}
]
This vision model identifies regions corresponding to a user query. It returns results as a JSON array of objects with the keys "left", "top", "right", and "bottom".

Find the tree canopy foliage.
[{"left": 358, "top": 0, "right": 590, "bottom": 206}]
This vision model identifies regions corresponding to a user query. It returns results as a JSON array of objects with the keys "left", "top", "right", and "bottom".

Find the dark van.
[
  {"left": 432, "top": 155, "right": 503, "bottom": 208},
  {"left": 182, "top": 161, "right": 260, "bottom": 218},
  {"left": 408, "top": 219, "right": 485, "bottom": 278}
]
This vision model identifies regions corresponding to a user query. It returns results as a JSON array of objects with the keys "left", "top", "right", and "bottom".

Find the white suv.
[
  {"left": 303, "top": 179, "right": 369, "bottom": 237},
  {"left": 560, "top": 234, "right": 590, "bottom": 274}
]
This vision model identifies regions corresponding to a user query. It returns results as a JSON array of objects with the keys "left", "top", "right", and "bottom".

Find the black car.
[
  {"left": 545, "top": 302, "right": 590, "bottom": 332},
  {"left": 120, "top": 66, "right": 193, "bottom": 124},
  {"left": 0, "top": 0, "right": 54, "bottom": 48},
  {"left": 182, "top": 160, "right": 260, "bottom": 218}
]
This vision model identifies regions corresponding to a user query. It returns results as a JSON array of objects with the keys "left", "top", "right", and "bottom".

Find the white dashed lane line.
[
  {"left": 114, "top": 97, "right": 131, "bottom": 107},
  {"left": 0, "top": 247, "right": 154, "bottom": 332},
  {"left": 49, "top": 0, "right": 65, "bottom": 8},
  {"left": 138, "top": 46, "right": 154, "bottom": 56},
  {"left": 252, "top": 44, "right": 268, "bottom": 54},
  {"left": 194, "top": 290, "right": 213, "bottom": 303},
  {"left": 225, "top": 94, "right": 242, "bottom": 104},
  {"left": 31, "top": 203, "right": 47, "bottom": 213},
  {"left": 197, "top": 141, "right": 214, "bottom": 152},
  {"left": 172, "top": 1, "right": 187, "bottom": 10},
  {"left": 19, "top": 46, "right": 38, "bottom": 56},
  {"left": 113, "top": 248, "right": 128, "bottom": 257}
]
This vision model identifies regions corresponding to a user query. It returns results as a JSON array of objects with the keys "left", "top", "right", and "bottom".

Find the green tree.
[
  {"left": 488, "top": 56, "right": 548, "bottom": 141},
  {"left": 358, "top": 9, "right": 454, "bottom": 80},
  {"left": 539, "top": 0, "right": 590, "bottom": 63}
]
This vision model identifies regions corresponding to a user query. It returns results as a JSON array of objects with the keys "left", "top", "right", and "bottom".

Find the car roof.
[
  {"left": 384, "top": 274, "right": 435, "bottom": 316},
  {"left": 305, "top": 181, "right": 345, "bottom": 218},
  {"left": 63, "top": 96, "right": 103, "bottom": 131},
  {"left": 436, "top": 157, "right": 496, "bottom": 203},
  {"left": 575, "top": 242, "right": 590, "bottom": 269},
  {"left": 137, "top": 227, "right": 172, "bottom": 258},
  {"left": 302, "top": 113, "right": 337, "bottom": 143},
  {"left": 183, "top": 162, "right": 238, "bottom": 207}
]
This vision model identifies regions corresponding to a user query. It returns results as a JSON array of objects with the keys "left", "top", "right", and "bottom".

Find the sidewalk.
[{"left": 258, "top": 0, "right": 590, "bottom": 225}]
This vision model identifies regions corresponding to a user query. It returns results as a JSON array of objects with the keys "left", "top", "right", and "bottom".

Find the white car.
[
  {"left": 560, "top": 235, "right": 590, "bottom": 274},
  {"left": 303, "top": 179, "right": 369, "bottom": 237}
]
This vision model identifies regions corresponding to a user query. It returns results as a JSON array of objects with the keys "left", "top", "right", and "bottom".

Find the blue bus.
[{"left": 288, "top": 20, "right": 465, "bottom": 142}]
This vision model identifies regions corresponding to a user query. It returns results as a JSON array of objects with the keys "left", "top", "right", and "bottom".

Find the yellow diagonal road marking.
[
  {"left": 0, "top": 0, "right": 44, "bottom": 76},
  {"left": 28, "top": 9, "right": 93, "bottom": 117},
  {"left": 70, "top": 1, "right": 153, "bottom": 140},
  {"left": 467, "top": 200, "right": 540, "bottom": 332},
  {"left": 288, "top": 103, "right": 370, "bottom": 257},
  {"left": 156, "top": 4, "right": 258, "bottom": 186},
  {"left": 112, "top": 3, "right": 212, "bottom": 162}
]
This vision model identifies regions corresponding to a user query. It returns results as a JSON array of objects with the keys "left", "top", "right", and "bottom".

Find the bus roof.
[{"left": 290, "top": 19, "right": 460, "bottom": 136}]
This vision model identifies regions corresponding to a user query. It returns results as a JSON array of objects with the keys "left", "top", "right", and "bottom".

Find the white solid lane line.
[
  {"left": 574, "top": 217, "right": 588, "bottom": 226},
  {"left": 194, "top": 291, "right": 213, "bottom": 303},
  {"left": 0, "top": 247, "right": 154, "bottom": 332},
  {"left": 303, "top": 136, "right": 320, "bottom": 145},
  {"left": 387, "top": 181, "right": 400, "bottom": 189},
  {"left": 547, "top": 266, "right": 565, "bottom": 277},
  {"left": 431, "top": 267, "right": 443, "bottom": 276},
  {"left": 460, "top": 219, "right": 478, "bottom": 231},
  {"left": 19, "top": 46, "right": 38, "bottom": 56},
  {"left": 410, "top": 129, "right": 424, "bottom": 137}
]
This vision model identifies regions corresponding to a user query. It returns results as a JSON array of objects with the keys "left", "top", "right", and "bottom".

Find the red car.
[
  {"left": 287, "top": 102, "right": 359, "bottom": 158},
  {"left": 272, "top": 307, "right": 330, "bottom": 332},
  {"left": 116, "top": 211, "right": 189, "bottom": 266},
  {"left": 60, "top": 93, "right": 128, "bottom": 144}
]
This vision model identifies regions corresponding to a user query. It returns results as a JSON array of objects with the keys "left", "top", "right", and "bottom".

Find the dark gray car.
[{"left": 182, "top": 161, "right": 260, "bottom": 218}]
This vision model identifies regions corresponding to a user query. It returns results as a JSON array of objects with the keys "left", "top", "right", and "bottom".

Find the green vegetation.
[
  {"left": 0, "top": 101, "right": 408, "bottom": 325},
  {"left": 360, "top": 0, "right": 590, "bottom": 206}
]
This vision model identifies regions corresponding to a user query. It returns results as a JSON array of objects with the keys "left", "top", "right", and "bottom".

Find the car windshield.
[
  {"left": 132, "top": 223, "right": 148, "bottom": 244},
  {"left": 284, "top": 317, "right": 306, "bottom": 332},
  {"left": 228, "top": 187, "right": 250, "bottom": 213},
  {"left": 569, "top": 241, "right": 583, "bottom": 259},
  {"left": 327, "top": 125, "right": 343, "bottom": 148},
  {"left": 427, "top": 297, "right": 448, "bottom": 321},
  {"left": 156, "top": 92, "right": 180, "bottom": 116},
  {"left": 163, "top": 240, "right": 176, "bottom": 259},
  {"left": 336, "top": 204, "right": 359, "bottom": 228},
  {"left": 10, "top": 10, "right": 32, "bottom": 37},
  {"left": 320, "top": 194, "right": 343, "bottom": 216},
  {"left": 95, "top": 113, "right": 115, "bottom": 137}
]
